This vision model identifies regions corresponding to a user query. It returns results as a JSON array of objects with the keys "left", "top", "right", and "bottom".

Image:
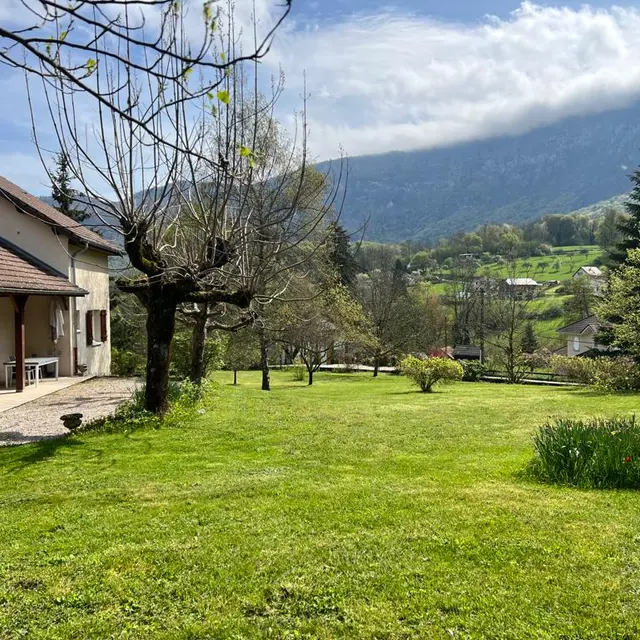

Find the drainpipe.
[{"left": 70, "top": 243, "right": 90, "bottom": 374}]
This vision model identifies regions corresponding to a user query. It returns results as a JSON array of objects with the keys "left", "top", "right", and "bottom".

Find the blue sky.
[{"left": 3, "top": 0, "right": 640, "bottom": 193}]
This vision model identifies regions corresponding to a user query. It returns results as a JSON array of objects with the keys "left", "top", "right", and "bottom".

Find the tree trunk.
[
  {"left": 373, "top": 356, "right": 380, "bottom": 378},
  {"left": 233, "top": 368, "right": 238, "bottom": 386},
  {"left": 308, "top": 367, "right": 313, "bottom": 386},
  {"left": 145, "top": 291, "right": 178, "bottom": 414},
  {"left": 190, "top": 302, "right": 209, "bottom": 385},
  {"left": 259, "top": 330, "right": 270, "bottom": 391}
]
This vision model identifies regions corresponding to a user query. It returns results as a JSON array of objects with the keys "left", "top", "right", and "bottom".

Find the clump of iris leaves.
[{"left": 532, "top": 415, "right": 640, "bottom": 489}]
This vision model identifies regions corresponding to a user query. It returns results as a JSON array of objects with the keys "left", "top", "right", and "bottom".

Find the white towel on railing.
[{"left": 49, "top": 298, "right": 65, "bottom": 342}]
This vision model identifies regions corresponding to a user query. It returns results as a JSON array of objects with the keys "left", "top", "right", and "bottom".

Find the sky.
[{"left": 3, "top": 0, "right": 640, "bottom": 193}]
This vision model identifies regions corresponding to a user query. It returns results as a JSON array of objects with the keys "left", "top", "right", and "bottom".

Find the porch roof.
[{"left": 0, "top": 237, "right": 87, "bottom": 297}]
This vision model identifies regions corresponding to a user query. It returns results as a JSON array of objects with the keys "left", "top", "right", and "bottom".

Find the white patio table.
[{"left": 4, "top": 357, "right": 59, "bottom": 389}]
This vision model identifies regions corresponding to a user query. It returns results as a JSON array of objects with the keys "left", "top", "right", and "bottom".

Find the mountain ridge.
[{"left": 322, "top": 103, "right": 640, "bottom": 242}]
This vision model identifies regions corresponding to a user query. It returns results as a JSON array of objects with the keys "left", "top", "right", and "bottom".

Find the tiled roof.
[
  {"left": 557, "top": 314, "right": 601, "bottom": 335},
  {"left": 0, "top": 238, "right": 87, "bottom": 297},
  {"left": 0, "top": 175, "right": 120, "bottom": 255}
]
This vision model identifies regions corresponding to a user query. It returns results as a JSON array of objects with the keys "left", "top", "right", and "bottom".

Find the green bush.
[
  {"left": 551, "top": 355, "right": 640, "bottom": 391},
  {"left": 171, "top": 330, "right": 225, "bottom": 380},
  {"left": 400, "top": 356, "right": 463, "bottom": 393},
  {"left": 461, "top": 360, "right": 486, "bottom": 382},
  {"left": 532, "top": 416, "right": 640, "bottom": 488},
  {"left": 290, "top": 365, "right": 305, "bottom": 382},
  {"left": 111, "top": 348, "right": 145, "bottom": 377}
]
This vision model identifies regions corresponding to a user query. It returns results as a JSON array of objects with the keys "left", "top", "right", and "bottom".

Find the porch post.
[{"left": 12, "top": 295, "right": 28, "bottom": 393}]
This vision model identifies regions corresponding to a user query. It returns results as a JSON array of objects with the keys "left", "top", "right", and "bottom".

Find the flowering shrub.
[
  {"left": 400, "top": 356, "right": 463, "bottom": 393},
  {"left": 532, "top": 416, "right": 640, "bottom": 488},
  {"left": 551, "top": 355, "right": 640, "bottom": 392}
]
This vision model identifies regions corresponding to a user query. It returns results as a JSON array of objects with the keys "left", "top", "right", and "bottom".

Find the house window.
[
  {"left": 86, "top": 310, "right": 108, "bottom": 346},
  {"left": 573, "top": 336, "right": 581, "bottom": 353}
]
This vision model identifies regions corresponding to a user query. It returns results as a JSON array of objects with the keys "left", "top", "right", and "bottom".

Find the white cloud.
[
  {"left": 264, "top": 2, "right": 640, "bottom": 160},
  {"left": 5, "top": 1, "right": 640, "bottom": 192}
]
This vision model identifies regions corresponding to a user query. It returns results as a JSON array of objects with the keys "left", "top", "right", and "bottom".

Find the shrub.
[
  {"left": 111, "top": 348, "right": 145, "bottom": 377},
  {"left": 461, "top": 360, "right": 486, "bottom": 382},
  {"left": 551, "top": 355, "right": 640, "bottom": 391},
  {"left": 291, "top": 365, "right": 305, "bottom": 382},
  {"left": 171, "top": 330, "right": 225, "bottom": 380},
  {"left": 532, "top": 416, "right": 640, "bottom": 488},
  {"left": 400, "top": 356, "right": 463, "bottom": 393}
]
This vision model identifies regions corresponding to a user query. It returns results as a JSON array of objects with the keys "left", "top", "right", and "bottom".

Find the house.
[
  {"left": 501, "top": 278, "right": 542, "bottom": 299},
  {"left": 557, "top": 315, "right": 609, "bottom": 357},
  {"left": 0, "top": 176, "right": 119, "bottom": 392},
  {"left": 573, "top": 266, "right": 605, "bottom": 294}
]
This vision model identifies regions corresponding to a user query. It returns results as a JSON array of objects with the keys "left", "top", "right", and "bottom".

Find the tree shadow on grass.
[
  {"left": 562, "top": 387, "right": 639, "bottom": 399},
  {"left": 0, "top": 435, "right": 85, "bottom": 473}
]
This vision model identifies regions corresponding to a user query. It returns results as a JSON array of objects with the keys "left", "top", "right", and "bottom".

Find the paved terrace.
[{"left": 0, "top": 377, "right": 139, "bottom": 446}]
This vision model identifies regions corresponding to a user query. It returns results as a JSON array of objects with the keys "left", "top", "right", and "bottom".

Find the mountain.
[{"left": 325, "top": 104, "right": 640, "bottom": 242}]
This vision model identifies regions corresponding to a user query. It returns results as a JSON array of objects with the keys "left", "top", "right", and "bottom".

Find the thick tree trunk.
[
  {"left": 190, "top": 303, "right": 209, "bottom": 384},
  {"left": 233, "top": 369, "right": 238, "bottom": 386},
  {"left": 259, "top": 331, "right": 270, "bottom": 391},
  {"left": 308, "top": 367, "right": 313, "bottom": 386},
  {"left": 145, "top": 292, "right": 178, "bottom": 414}
]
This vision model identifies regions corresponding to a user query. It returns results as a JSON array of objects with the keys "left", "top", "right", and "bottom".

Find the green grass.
[
  {"left": 3, "top": 372, "right": 640, "bottom": 638},
  {"left": 479, "top": 246, "right": 603, "bottom": 280}
]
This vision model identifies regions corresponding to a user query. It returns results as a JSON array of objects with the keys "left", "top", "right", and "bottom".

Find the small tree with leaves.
[
  {"left": 563, "top": 276, "right": 596, "bottom": 322},
  {"left": 225, "top": 328, "right": 260, "bottom": 386},
  {"left": 597, "top": 248, "right": 640, "bottom": 361}
]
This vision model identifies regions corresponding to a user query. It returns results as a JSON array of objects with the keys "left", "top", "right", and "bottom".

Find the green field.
[
  {"left": 2, "top": 372, "right": 640, "bottom": 638},
  {"left": 432, "top": 246, "right": 604, "bottom": 346},
  {"left": 480, "top": 246, "right": 603, "bottom": 280}
]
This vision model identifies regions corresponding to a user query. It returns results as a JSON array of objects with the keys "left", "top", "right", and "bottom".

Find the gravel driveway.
[{"left": 0, "top": 377, "right": 140, "bottom": 446}]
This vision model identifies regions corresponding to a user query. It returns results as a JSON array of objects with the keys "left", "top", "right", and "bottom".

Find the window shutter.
[
  {"left": 86, "top": 310, "right": 93, "bottom": 346},
  {"left": 100, "top": 310, "right": 108, "bottom": 342}
]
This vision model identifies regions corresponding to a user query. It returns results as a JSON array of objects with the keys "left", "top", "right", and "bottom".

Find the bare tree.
[
  {"left": 484, "top": 264, "right": 536, "bottom": 383},
  {"left": 3, "top": 0, "right": 290, "bottom": 156},
  {"left": 28, "top": 5, "right": 343, "bottom": 413},
  {"left": 445, "top": 256, "right": 485, "bottom": 346}
]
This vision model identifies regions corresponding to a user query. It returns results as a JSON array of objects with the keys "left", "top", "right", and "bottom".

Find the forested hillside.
[{"left": 326, "top": 103, "right": 640, "bottom": 242}]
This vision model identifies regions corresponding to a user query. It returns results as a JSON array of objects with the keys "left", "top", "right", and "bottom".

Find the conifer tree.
[
  {"left": 327, "top": 223, "right": 358, "bottom": 288},
  {"left": 612, "top": 169, "right": 640, "bottom": 266},
  {"left": 520, "top": 322, "right": 539, "bottom": 354},
  {"left": 51, "top": 152, "right": 89, "bottom": 223}
]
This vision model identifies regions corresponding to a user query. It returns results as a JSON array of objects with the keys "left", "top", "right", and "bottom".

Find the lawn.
[
  {"left": 479, "top": 246, "right": 603, "bottom": 280},
  {"left": 2, "top": 372, "right": 640, "bottom": 639}
]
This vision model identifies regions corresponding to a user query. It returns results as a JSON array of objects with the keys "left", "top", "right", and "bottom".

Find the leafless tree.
[
  {"left": 3, "top": 0, "right": 290, "bottom": 157},
  {"left": 28, "top": 5, "right": 343, "bottom": 413}
]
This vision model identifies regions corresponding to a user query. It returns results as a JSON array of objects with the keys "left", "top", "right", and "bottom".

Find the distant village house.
[{"left": 573, "top": 266, "right": 605, "bottom": 294}]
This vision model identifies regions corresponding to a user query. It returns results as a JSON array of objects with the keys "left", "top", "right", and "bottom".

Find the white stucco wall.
[
  {"left": 73, "top": 248, "right": 111, "bottom": 377},
  {"left": 566, "top": 331, "right": 598, "bottom": 357},
  {"left": 0, "top": 198, "right": 69, "bottom": 274}
]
